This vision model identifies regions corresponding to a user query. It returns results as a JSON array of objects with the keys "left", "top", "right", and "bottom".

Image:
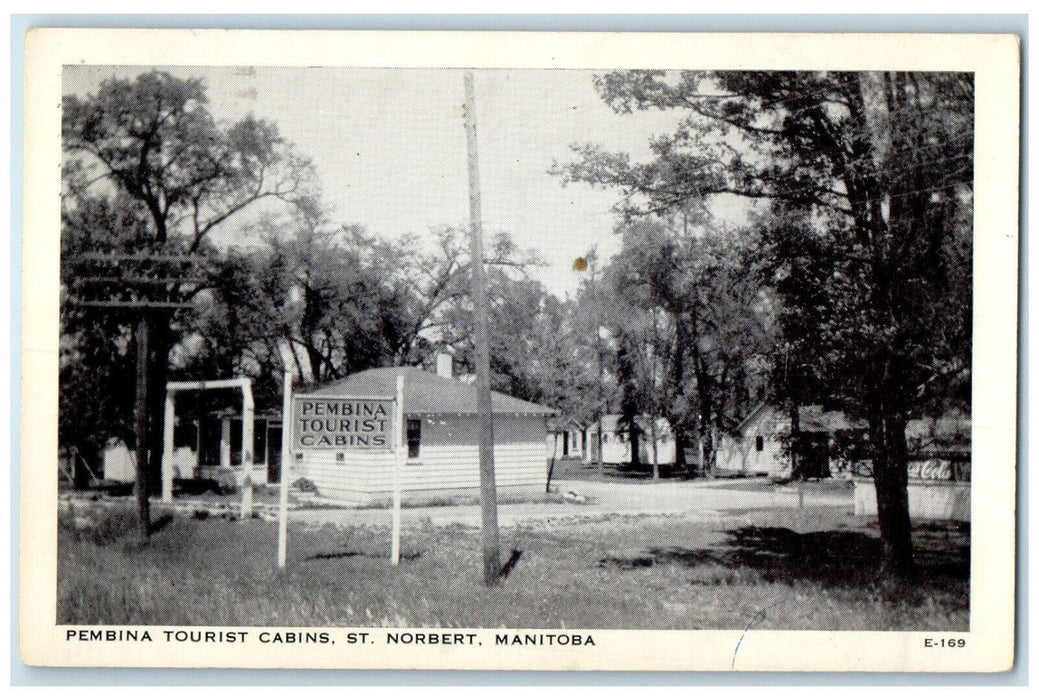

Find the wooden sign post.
[
  {"left": 391, "top": 376, "right": 404, "bottom": 565},
  {"left": 290, "top": 387, "right": 402, "bottom": 563}
]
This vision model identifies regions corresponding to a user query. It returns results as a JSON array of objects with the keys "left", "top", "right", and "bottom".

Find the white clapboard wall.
[{"left": 295, "top": 414, "right": 547, "bottom": 503}]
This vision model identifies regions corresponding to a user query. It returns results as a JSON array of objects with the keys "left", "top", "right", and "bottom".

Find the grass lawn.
[{"left": 57, "top": 504, "right": 969, "bottom": 630}]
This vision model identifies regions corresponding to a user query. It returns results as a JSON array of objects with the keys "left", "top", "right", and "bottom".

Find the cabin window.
[
  {"left": 253, "top": 421, "right": 267, "bottom": 465},
  {"left": 406, "top": 418, "right": 422, "bottom": 459},
  {"left": 229, "top": 419, "right": 243, "bottom": 464},
  {"left": 755, "top": 435, "right": 764, "bottom": 452},
  {"left": 173, "top": 420, "right": 197, "bottom": 450}
]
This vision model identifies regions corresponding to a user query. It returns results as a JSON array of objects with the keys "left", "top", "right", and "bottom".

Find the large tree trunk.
[
  {"left": 670, "top": 312, "right": 688, "bottom": 471},
  {"left": 868, "top": 391, "right": 914, "bottom": 580},
  {"left": 842, "top": 72, "right": 917, "bottom": 581},
  {"left": 650, "top": 421, "right": 660, "bottom": 480},
  {"left": 789, "top": 395, "right": 801, "bottom": 480},
  {"left": 672, "top": 425, "right": 687, "bottom": 471}
]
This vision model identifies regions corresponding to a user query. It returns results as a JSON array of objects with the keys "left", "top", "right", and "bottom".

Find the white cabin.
[
  {"left": 293, "top": 366, "right": 555, "bottom": 505},
  {"left": 583, "top": 414, "right": 676, "bottom": 466}
]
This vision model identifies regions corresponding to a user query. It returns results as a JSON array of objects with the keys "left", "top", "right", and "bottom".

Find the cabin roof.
[
  {"left": 309, "top": 366, "right": 556, "bottom": 416},
  {"left": 587, "top": 414, "right": 671, "bottom": 434},
  {"left": 736, "top": 403, "right": 868, "bottom": 434},
  {"left": 547, "top": 416, "right": 585, "bottom": 431},
  {"left": 735, "top": 403, "right": 970, "bottom": 450}
]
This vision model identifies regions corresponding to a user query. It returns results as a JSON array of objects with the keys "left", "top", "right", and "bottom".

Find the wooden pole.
[
  {"left": 133, "top": 316, "right": 151, "bottom": 540},
  {"left": 391, "top": 376, "right": 404, "bottom": 565},
  {"left": 161, "top": 390, "right": 175, "bottom": 503},
  {"left": 241, "top": 380, "right": 255, "bottom": 518},
  {"left": 277, "top": 371, "right": 292, "bottom": 569},
  {"left": 547, "top": 426, "right": 558, "bottom": 493},
  {"left": 464, "top": 70, "right": 502, "bottom": 584},
  {"left": 242, "top": 381, "right": 255, "bottom": 477}
]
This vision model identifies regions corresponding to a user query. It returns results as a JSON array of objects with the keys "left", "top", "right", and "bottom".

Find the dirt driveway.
[{"left": 289, "top": 477, "right": 855, "bottom": 529}]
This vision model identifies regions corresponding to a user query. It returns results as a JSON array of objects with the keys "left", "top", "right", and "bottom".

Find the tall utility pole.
[
  {"left": 133, "top": 317, "right": 151, "bottom": 540},
  {"left": 463, "top": 71, "right": 502, "bottom": 585},
  {"left": 67, "top": 252, "right": 202, "bottom": 543}
]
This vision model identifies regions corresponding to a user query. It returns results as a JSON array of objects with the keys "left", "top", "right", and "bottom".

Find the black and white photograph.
[{"left": 19, "top": 29, "right": 1019, "bottom": 672}]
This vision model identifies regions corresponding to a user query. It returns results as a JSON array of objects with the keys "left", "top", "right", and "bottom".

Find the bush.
[
  {"left": 81, "top": 506, "right": 142, "bottom": 546},
  {"left": 293, "top": 478, "right": 318, "bottom": 493},
  {"left": 173, "top": 478, "right": 226, "bottom": 496}
]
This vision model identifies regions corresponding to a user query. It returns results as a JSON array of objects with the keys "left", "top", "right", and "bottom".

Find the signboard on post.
[
  {"left": 288, "top": 390, "right": 406, "bottom": 566},
  {"left": 291, "top": 396, "right": 395, "bottom": 450}
]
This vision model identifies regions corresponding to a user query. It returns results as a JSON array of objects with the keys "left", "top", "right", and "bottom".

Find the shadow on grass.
[
  {"left": 552, "top": 461, "right": 702, "bottom": 482},
  {"left": 149, "top": 513, "right": 174, "bottom": 534},
  {"left": 306, "top": 550, "right": 422, "bottom": 562},
  {"left": 602, "top": 524, "right": 970, "bottom": 589},
  {"left": 499, "top": 549, "right": 523, "bottom": 579}
]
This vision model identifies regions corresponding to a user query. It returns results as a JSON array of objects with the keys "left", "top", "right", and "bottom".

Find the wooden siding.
[
  {"left": 294, "top": 440, "right": 547, "bottom": 503},
  {"left": 583, "top": 428, "right": 676, "bottom": 465},
  {"left": 715, "top": 433, "right": 784, "bottom": 475},
  {"left": 716, "top": 406, "right": 788, "bottom": 476}
]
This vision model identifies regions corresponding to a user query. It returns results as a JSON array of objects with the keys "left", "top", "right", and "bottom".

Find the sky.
[{"left": 64, "top": 65, "right": 691, "bottom": 297}]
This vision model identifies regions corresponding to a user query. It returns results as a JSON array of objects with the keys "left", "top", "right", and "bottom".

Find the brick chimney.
[{"left": 436, "top": 352, "right": 453, "bottom": 379}]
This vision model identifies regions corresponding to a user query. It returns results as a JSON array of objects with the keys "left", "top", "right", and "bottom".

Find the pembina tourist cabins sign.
[{"left": 292, "top": 396, "right": 395, "bottom": 450}]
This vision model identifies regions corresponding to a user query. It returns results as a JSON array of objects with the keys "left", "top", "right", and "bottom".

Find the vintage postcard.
[{"left": 20, "top": 29, "right": 1019, "bottom": 672}]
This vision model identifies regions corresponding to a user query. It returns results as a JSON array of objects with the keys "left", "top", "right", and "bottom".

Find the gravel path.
[{"left": 288, "top": 477, "right": 854, "bottom": 529}]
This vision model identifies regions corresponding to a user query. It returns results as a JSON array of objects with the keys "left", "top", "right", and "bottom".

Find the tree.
[
  {"left": 250, "top": 209, "right": 413, "bottom": 385},
  {"left": 62, "top": 70, "right": 313, "bottom": 497},
  {"left": 558, "top": 70, "right": 973, "bottom": 579},
  {"left": 603, "top": 217, "right": 771, "bottom": 476},
  {"left": 173, "top": 246, "right": 289, "bottom": 412},
  {"left": 432, "top": 231, "right": 547, "bottom": 386},
  {"left": 523, "top": 293, "right": 601, "bottom": 426},
  {"left": 60, "top": 194, "right": 156, "bottom": 473},
  {"left": 572, "top": 248, "right": 613, "bottom": 471}
]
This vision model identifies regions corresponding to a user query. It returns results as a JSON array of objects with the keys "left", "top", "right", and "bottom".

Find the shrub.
[
  {"left": 293, "top": 478, "right": 318, "bottom": 493},
  {"left": 83, "top": 506, "right": 142, "bottom": 546}
]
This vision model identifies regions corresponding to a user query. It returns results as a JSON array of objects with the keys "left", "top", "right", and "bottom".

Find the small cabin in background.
[
  {"left": 715, "top": 404, "right": 866, "bottom": 479},
  {"left": 547, "top": 417, "right": 585, "bottom": 461},
  {"left": 583, "top": 414, "right": 676, "bottom": 467},
  {"left": 716, "top": 403, "right": 971, "bottom": 483},
  {"left": 102, "top": 411, "right": 285, "bottom": 487}
]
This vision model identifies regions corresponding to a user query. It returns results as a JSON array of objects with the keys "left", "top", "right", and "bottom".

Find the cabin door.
[
  {"left": 267, "top": 426, "right": 283, "bottom": 483},
  {"left": 797, "top": 433, "right": 830, "bottom": 479}
]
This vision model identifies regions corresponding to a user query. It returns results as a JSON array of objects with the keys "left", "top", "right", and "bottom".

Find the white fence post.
[
  {"left": 162, "top": 391, "right": 175, "bottom": 502},
  {"left": 277, "top": 371, "right": 293, "bottom": 569}
]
